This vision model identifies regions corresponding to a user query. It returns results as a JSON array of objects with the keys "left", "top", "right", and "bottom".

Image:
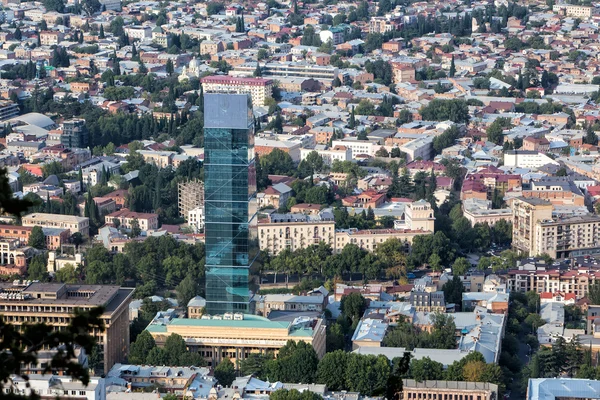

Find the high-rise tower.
[{"left": 203, "top": 93, "right": 257, "bottom": 315}]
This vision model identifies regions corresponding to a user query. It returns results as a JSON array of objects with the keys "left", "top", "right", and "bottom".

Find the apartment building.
[
  {"left": 201, "top": 76, "right": 273, "bottom": 107},
  {"left": 512, "top": 197, "right": 600, "bottom": 258},
  {"left": 461, "top": 169, "right": 522, "bottom": 201},
  {"left": 299, "top": 146, "right": 352, "bottom": 166},
  {"left": 105, "top": 209, "right": 159, "bottom": 231},
  {"left": 256, "top": 293, "right": 327, "bottom": 316},
  {"left": 331, "top": 138, "right": 377, "bottom": 158},
  {"left": 145, "top": 313, "right": 326, "bottom": 366},
  {"left": 39, "top": 31, "right": 64, "bottom": 46},
  {"left": 503, "top": 150, "right": 559, "bottom": 169},
  {"left": 521, "top": 178, "right": 585, "bottom": 206},
  {"left": 0, "top": 282, "right": 134, "bottom": 373},
  {"left": 22, "top": 213, "right": 90, "bottom": 237},
  {"left": 552, "top": 4, "right": 592, "bottom": 18},
  {"left": 391, "top": 63, "right": 416, "bottom": 84},
  {"left": 61, "top": 119, "right": 88, "bottom": 149},
  {"left": 0, "top": 100, "right": 19, "bottom": 121},
  {"left": 234, "top": 62, "right": 339, "bottom": 82},
  {"left": 512, "top": 197, "right": 554, "bottom": 257},
  {"left": 258, "top": 211, "right": 336, "bottom": 256},
  {"left": 402, "top": 380, "right": 498, "bottom": 400}
]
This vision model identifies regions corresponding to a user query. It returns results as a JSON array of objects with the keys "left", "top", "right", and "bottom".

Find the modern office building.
[
  {"left": 0, "top": 282, "right": 134, "bottom": 373},
  {"left": 203, "top": 93, "right": 257, "bottom": 315},
  {"left": 61, "top": 119, "right": 88, "bottom": 149}
]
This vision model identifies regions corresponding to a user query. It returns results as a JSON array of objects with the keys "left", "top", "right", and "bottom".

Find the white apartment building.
[
  {"left": 300, "top": 146, "right": 352, "bottom": 166},
  {"left": 552, "top": 4, "right": 592, "bottom": 17},
  {"left": 399, "top": 136, "right": 434, "bottom": 162},
  {"left": 504, "top": 150, "right": 559, "bottom": 169},
  {"left": 125, "top": 26, "right": 152, "bottom": 40},
  {"left": 188, "top": 206, "right": 205, "bottom": 232},
  {"left": 331, "top": 138, "right": 377, "bottom": 158},
  {"left": 201, "top": 76, "right": 273, "bottom": 107}
]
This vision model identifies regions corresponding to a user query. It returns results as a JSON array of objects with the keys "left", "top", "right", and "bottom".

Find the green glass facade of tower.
[{"left": 203, "top": 93, "right": 257, "bottom": 315}]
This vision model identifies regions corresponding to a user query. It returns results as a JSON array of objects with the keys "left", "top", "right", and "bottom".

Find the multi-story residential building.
[
  {"left": 503, "top": 150, "right": 559, "bottom": 169},
  {"left": 61, "top": 119, "right": 88, "bottom": 149},
  {"left": 0, "top": 282, "right": 134, "bottom": 373},
  {"left": 391, "top": 63, "right": 416, "bottom": 84},
  {"left": 105, "top": 209, "right": 159, "bottom": 231},
  {"left": 508, "top": 260, "right": 600, "bottom": 298},
  {"left": 107, "top": 364, "right": 215, "bottom": 398},
  {"left": 399, "top": 136, "right": 434, "bottom": 162},
  {"left": 178, "top": 180, "right": 204, "bottom": 220},
  {"left": 299, "top": 146, "right": 352, "bottom": 166},
  {"left": 402, "top": 380, "right": 498, "bottom": 400},
  {"left": 257, "top": 183, "right": 293, "bottom": 210},
  {"left": 145, "top": 312, "right": 326, "bottom": 366},
  {"left": 319, "top": 27, "right": 345, "bottom": 45},
  {"left": 462, "top": 199, "right": 512, "bottom": 227},
  {"left": 409, "top": 290, "right": 446, "bottom": 312},
  {"left": 203, "top": 93, "right": 257, "bottom": 315},
  {"left": 39, "top": 31, "right": 64, "bottom": 46},
  {"left": 331, "top": 138, "right": 377, "bottom": 158},
  {"left": 552, "top": 4, "right": 592, "bottom": 17},
  {"left": 233, "top": 62, "right": 339, "bottom": 82},
  {"left": 137, "top": 150, "right": 175, "bottom": 168},
  {"left": 22, "top": 213, "right": 90, "bottom": 237},
  {"left": 258, "top": 211, "right": 336, "bottom": 256},
  {"left": 125, "top": 25, "right": 152, "bottom": 40},
  {"left": 512, "top": 197, "right": 600, "bottom": 258},
  {"left": 201, "top": 76, "right": 273, "bottom": 107},
  {"left": 512, "top": 197, "right": 554, "bottom": 257},
  {"left": 0, "top": 100, "right": 19, "bottom": 121}
]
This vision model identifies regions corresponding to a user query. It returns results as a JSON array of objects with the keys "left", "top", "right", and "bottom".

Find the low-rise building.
[
  {"left": 22, "top": 213, "right": 90, "bottom": 237},
  {"left": 145, "top": 313, "right": 326, "bottom": 366},
  {"left": 402, "top": 380, "right": 498, "bottom": 400},
  {"left": 105, "top": 209, "right": 159, "bottom": 231}
]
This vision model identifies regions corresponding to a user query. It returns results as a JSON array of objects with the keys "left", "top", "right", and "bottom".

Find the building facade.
[
  {"left": 178, "top": 180, "right": 204, "bottom": 220},
  {"left": 22, "top": 213, "right": 90, "bottom": 237},
  {"left": 0, "top": 282, "right": 133, "bottom": 373},
  {"left": 201, "top": 76, "right": 273, "bottom": 107},
  {"left": 61, "top": 119, "right": 88, "bottom": 149},
  {"left": 145, "top": 314, "right": 326, "bottom": 367},
  {"left": 203, "top": 94, "right": 257, "bottom": 315},
  {"left": 402, "top": 380, "right": 498, "bottom": 400}
]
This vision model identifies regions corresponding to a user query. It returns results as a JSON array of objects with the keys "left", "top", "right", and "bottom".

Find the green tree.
[
  {"left": 449, "top": 55, "right": 456, "bottom": 78},
  {"left": 409, "top": 357, "right": 444, "bottom": 381},
  {"left": 452, "top": 257, "right": 470, "bottom": 276},
  {"left": 56, "top": 263, "right": 78, "bottom": 284},
  {"left": 128, "top": 329, "right": 156, "bottom": 364},
  {"left": 28, "top": 226, "right": 46, "bottom": 249},
  {"left": 266, "top": 340, "right": 318, "bottom": 383},
  {"left": 214, "top": 357, "right": 236, "bottom": 386},
  {"left": 130, "top": 217, "right": 141, "bottom": 237},
  {"left": 240, "top": 353, "right": 273, "bottom": 379},
  {"left": 340, "top": 292, "right": 367, "bottom": 323},
  {"left": 317, "top": 350, "right": 348, "bottom": 390},
  {"left": 27, "top": 254, "right": 49, "bottom": 281},
  {"left": 270, "top": 389, "right": 323, "bottom": 400},
  {"left": 443, "top": 275, "right": 465, "bottom": 307}
]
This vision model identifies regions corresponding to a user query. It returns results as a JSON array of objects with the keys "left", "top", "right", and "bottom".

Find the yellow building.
[
  {"left": 0, "top": 282, "right": 133, "bottom": 373},
  {"left": 258, "top": 211, "right": 336, "bottom": 256},
  {"left": 146, "top": 314, "right": 326, "bottom": 367},
  {"left": 401, "top": 380, "right": 498, "bottom": 400}
]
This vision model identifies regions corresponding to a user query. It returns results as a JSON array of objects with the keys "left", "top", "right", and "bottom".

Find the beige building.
[
  {"left": 0, "top": 282, "right": 133, "bottom": 373},
  {"left": 145, "top": 314, "right": 326, "bottom": 367},
  {"left": 178, "top": 180, "right": 204, "bottom": 219},
  {"left": 137, "top": 150, "right": 175, "bottom": 168},
  {"left": 553, "top": 4, "right": 592, "bottom": 17},
  {"left": 512, "top": 197, "right": 600, "bottom": 258},
  {"left": 256, "top": 293, "right": 326, "bottom": 316},
  {"left": 105, "top": 209, "right": 159, "bottom": 231},
  {"left": 401, "top": 380, "right": 498, "bottom": 400},
  {"left": 201, "top": 76, "right": 273, "bottom": 107},
  {"left": 258, "top": 211, "right": 336, "bottom": 256},
  {"left": 22, "top": 213, "right": 90, "bottom": 237}
]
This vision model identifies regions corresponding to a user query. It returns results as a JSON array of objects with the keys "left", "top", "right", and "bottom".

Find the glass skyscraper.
[{"left": 203, "top": 93, "right": 258, "bottom": 315}]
